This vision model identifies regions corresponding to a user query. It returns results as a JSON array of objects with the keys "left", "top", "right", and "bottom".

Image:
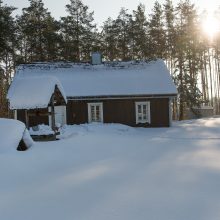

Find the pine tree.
[
  {"left": 163, "top": 0, "right": 176, "bottom": 64},
  {"left": 212, "top": 8, "right": 220, "bottom": 113},
  {"left": 60, "top": 0, "right": 96, "bottom": 62},
  {"left": 131, "top": 4, "right": 149, "bottom": 59},
  {"left": 101, "top": 18, "right": 119, "bottom": 61},
  {"left": 101, "top": 8, "right": 133, "bottom": 61},
  {"left": 17, "top": 0, "right": 60, "bottom": 62},
  {"left": 148, "top": 1, "right": 166, "bottom": 59},
  {"left": 0, "top": 0, "right": 16, "bottom": 117},
  {"left": 174, "top": 0, "right": 202, "bottom": 120},
  {"left": 114, "top": 8, "right": 132, "bottom": 61}
]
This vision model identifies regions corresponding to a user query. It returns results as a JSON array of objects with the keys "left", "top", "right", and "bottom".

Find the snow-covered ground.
[{"left": 1, "top": 118, "right": 220, "bottom": 220}]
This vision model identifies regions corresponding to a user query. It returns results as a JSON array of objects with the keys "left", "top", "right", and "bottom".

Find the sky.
[{"left": 3, "top": 0, "right": 220, "bottom": 26}]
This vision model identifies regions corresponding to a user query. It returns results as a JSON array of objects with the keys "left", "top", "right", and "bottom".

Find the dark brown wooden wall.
[
  {"left": 17, "top": 109, "right": 49, "bottom": 127},
  {"left": 17, "top": 110, "right": 26, "bottom": 124},
  {"left": 150, "top": 98, "right": 170, "bottom": 127},
  {"left": 67, "top": 100, "right": 88, "bottom": 124},
  {"left": 67, "top": 98, "right": 170, "bottom": 127},
  {"left": 16, "top": 98, "right": 170, "bottom": 127}
]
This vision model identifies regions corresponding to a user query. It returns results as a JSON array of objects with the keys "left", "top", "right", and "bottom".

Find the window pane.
[
  {"left": 138, "top": 105, "right": 141, "bottom": 113},
  {"left": 96, "top": 106, "right": 100, "bottom": 121},
  {"left": 91, "top": 106, "right": 95, "bottom": 120}
]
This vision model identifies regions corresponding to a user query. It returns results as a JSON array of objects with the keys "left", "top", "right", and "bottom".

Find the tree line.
[{"left": 0, "top": 0, "right": 220, "bottom": 120}]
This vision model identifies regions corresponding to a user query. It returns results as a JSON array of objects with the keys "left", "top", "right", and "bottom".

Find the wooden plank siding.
[
  {"left": 67, "top": 98, "right": 170, "bottom": 127},
  {"left": 67, "top": 101, "right": 88, "bottom": 124},
  {"left": 17, "top": 109, "right": 49, "bottom": 127},
  {"left": 17, "top": 98, "right": 170, "bottom": 127}
]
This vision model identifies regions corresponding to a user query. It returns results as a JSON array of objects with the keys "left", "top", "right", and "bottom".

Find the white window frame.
[
  {"left": 135, "top": 101, "right": 151, "bottom": 124},
  {"left": 88, "top": 102, "right": 103, "bottom": 123}
]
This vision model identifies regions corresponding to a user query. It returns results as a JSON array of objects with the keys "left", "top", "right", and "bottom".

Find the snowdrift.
[{"left": 0, "top": 118, "right": 34, "bottom": 153}]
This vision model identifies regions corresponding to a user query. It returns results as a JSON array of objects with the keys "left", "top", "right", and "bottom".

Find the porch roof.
[{"left": 7, "top": 76, "right": 67, "bottom": 110}]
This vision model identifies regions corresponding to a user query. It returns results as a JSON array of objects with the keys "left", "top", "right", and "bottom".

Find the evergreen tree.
[
  {"left": 174, "top": 0, "right": 202, "bottom": 119},
  {"left": 101, "top": 8, "right": 133, "bottom": 61},
  {"left": 148, "top": 1, "right": 166, "bottom": 59},
  {"left": 101, "top": 18, "right": 119, "bottom": 61},
  {"left": 114, "top": 8, "right": 132, "bottom": 61},
  {"left": 131, "top": 4, "right": 149, "bottom": 59},
  {"left": 60, "top": 0, "right": 96, "bottom": 62},
  {"left": 163, "top": 0, "right": 176, "bottom": 63},
  {"left": 17, "top": 0, "right": 60, "bottom": 62},
  {"left": 0, "top": 0, "right": 16, "bottom": 117},
  {"left": 212, "top": 8, "right": 220, "bottom": 112}
]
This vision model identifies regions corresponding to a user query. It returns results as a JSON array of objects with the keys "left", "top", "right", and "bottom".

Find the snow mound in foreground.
[
  {"left": 58, "top": 123, "right": 135, "bottom": 139},
  {"left": 0, "top": 118, "right": 33, "bottom": 153}
]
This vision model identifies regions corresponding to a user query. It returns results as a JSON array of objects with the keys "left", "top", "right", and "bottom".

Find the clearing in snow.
[{"left": 0, "top": 118, "right": 220, "bottom": 220}]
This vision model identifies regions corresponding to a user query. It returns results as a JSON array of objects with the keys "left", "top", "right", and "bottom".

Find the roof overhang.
[{"left": 67, "top": 93, "right": 177, "bottom": 101}]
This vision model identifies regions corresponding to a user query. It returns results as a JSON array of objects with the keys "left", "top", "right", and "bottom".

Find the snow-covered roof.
[
  {"left": 9, "top": 59, "right": 177, "bottom": 105},
  {"left": 7, "top": 76, "right": 67, "bottom": 109}
]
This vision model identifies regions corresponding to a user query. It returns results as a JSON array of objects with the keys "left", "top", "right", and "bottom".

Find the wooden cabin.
[{"left": 8, "top": 60, "right": 177, "bottom": 128}]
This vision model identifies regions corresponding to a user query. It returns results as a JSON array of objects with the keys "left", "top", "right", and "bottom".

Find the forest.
[{"left": 0, "top": 0, "right": 220, "bottom": 120}]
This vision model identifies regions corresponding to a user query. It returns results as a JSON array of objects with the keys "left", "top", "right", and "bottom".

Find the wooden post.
[
  {"left": 51, "top": 94, "right": 56, "bottom": 131},
  {"left": 169, "top": 98, "right": 172, "bottom": 127},
  {"left": 25, "top": 110, "right": 29, "bottom": 129},
  {"left": 14, "top": 110, "right": 17, "bottom": 120}
]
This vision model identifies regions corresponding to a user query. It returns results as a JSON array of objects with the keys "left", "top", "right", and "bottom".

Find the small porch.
[
  {"left": 15, "top": 85, "right": 67, "bottom": 130},
  {"left": 8, "top": 76, "right": 67, "bottom": 140}
]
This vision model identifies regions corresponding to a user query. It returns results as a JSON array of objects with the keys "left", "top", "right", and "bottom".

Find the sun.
[{"left": 202, "top": 13, "right": 219, "bottom": 38}]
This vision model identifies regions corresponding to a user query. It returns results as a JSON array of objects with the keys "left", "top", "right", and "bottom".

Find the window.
[
  {"left": 88, "top": 103, "right": 103, "bottom": 123},
  {"left": 135, "top": 102, "right": 150, "bottom": 124}
]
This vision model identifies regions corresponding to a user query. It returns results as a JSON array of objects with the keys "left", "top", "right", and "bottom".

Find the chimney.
[{"left": 91, "top": 52, "right": 102, "bottom": 65}]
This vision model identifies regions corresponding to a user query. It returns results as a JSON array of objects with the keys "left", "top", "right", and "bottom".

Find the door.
[{"left": 49, "top": 105, "right": 67, "bottom": 127}]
